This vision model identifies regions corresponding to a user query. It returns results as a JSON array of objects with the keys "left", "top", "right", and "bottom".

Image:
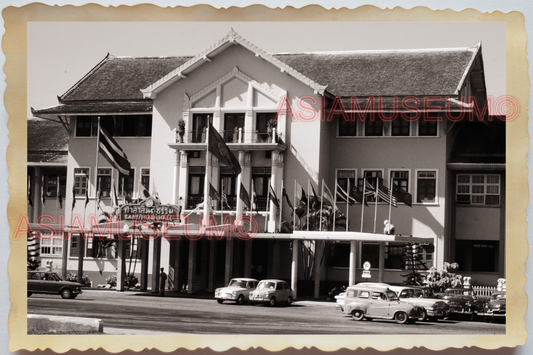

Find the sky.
[{"left": 27, "top": 21, "right": 506, "bottom": 117}]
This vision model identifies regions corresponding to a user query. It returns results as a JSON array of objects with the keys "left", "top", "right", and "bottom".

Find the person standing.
[{"left": 159, "top": 268, "right": 167, "bottom": 297}]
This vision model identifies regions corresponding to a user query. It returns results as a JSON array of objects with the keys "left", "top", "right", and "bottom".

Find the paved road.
[{"left": 27, "top": 290, "right": 505, "bottom": 335}]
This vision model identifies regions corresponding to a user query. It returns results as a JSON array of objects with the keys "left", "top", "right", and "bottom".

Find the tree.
[
  {"left": 27, "top": 232, "right": 41, "bottom": 270},
  {"left": 424, "top": 262, "right": 463, "bottom": 294}
]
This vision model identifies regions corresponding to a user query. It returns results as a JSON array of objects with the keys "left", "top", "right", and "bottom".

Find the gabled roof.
[
  {"left": 140, "top": 29, "right": 329, "bottom": 98},
  {"left": 274, "top": 47, "right": 478, "bottom": 97},
  {"left": 27, "top": 119, "right": 69, "bottom": 165}
]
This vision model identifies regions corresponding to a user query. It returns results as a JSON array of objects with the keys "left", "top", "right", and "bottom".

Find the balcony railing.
[{"left": 175, "top": 129, "right": 282, "bottom": 144}]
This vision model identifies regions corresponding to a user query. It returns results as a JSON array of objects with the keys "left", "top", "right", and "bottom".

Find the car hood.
[
  {"left": 403, "top": 298, "right": 447, "bottom": 307},
  {"left": 218, "top": 286, "right": 248, "bottom": 293}
]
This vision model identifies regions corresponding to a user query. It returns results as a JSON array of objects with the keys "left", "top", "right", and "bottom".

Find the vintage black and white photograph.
[{"left": 11, "top": 7, "right": 528, "bottom": 352}]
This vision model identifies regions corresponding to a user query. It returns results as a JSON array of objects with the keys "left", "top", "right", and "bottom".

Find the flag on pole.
[
  {"left": 111, "top": 182, "right": 119, "bottom": 208},
  {"left": 392, "top": 183, "right": 413, "bottom": 207},
  {"left": 282, "top": 180, "right": 293, "bottom": 210},
  {"left": 98, "top": 125, "right": 131, "bottom": 175},
  {"left": 57, "top": 175, "right": 63, "bottom": 209},
  {"left": 27, "top": 175, "right": 33, "bottom": 208},
  {"left": 209, "top": 183, "right": 220, "bottom": 201},
  {"left": 84, "top": 184, "right": 90, "bottom": 209},
  {"left": 41, "top": 175, "right": 46, "bottom": 206},
  {"left": 321, "top": 180, "right": 335, "bottom": 206},
  {"left": 377, "top": 180, "right": 398, "bottom": 207},
  {"left": 71, "top": 181, "right": 76, "bottom": 210},
  {"left": 310, "top": 182, "right": 319, "bottom": 209},
  {"left": 240, "top": 183, "right": 251, "bottom": 210},
  {"left": 336, "top": 184, "right": 355, "bottom": 206},
  {"left": 221, "top": 181, "right": 229, "bottom": 209},
  {"left": 269, "top": 184, "right": 280, "bottom": 208},
  {"left": 208, "top": 123, "right": 241, "bottom": 175},
  {"left": 350, "top": 184, "right": 369, "bottom": 207},
  {"left": 139, "top": 180, "right": 150, "bottom": 199}
]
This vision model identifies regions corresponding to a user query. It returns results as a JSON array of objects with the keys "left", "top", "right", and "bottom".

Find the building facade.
[{"left": 30, "top": 30, "right": 505, "bottom": 296}]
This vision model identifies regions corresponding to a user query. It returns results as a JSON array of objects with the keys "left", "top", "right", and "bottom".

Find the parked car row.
[
  {"left": 215, "top": 278, "right": 293, "bottom": 306},
  {"left": 334, "top": 282, "right": 506, "bottom": 323}
]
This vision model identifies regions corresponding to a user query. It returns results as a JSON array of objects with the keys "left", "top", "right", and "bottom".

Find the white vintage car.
[
  {"left": 214, "top": 278, "right": 258, "bottom": 305},
  {"left": 389, "top": 285, "right": 449, "bottom": 321}
]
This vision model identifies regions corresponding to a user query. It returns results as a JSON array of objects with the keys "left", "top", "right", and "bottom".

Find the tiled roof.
[
  {"left": 27, "top": 119, "right": 69, "bottom": 164},
  {"left": 273, "top": 48, "right": 476, "bottom": 97},
  {"left": 32, "top": 102, "right": 152, "bottom": 115},
  {"left": 60, "top": 55, "right": 192, "bottom": 102}
]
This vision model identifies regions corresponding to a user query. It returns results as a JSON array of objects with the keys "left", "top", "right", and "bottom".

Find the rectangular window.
[
  {"left": 329, "top": 242, "right": 350, "bottom": 267},
  {"left": 252, "top": 167, "right": 272, "bottom": 211},
  {"left": 391, "top": 117, "right": 410, "bottom": 136},
  {"left": 70, "top": 234, "right": 82, "bottom": 257},
  {"left": 336, "top": 169, "right": 356, "bottom": 203},
  {"left": 418, "top": 121, "right": 438, "bottom": 136},
  {"left": 338, "top": 115, "right": 357, "bottom": 137},
  {"left": 118, "top": 168, "right": 135, "bottom": 201},
  {"left": 455, "top": 240, "right": 499, "bottom": 272},
  {"left": 87, "top": 236, "right": 116, "bottom": 258},
  {"left": 75, "top": 115, "right": 152, "bottom": 137},
  {"left": 456, "top": 174, "right": 500, "bottom": 206},
  {"left": 390, "top": 170, "right": 409, "bottom": 194},
  {"left": 41, "top": 237, "right": 62, "bottom": 256},
  {"left": 223, "top": 113, "right": 245, "bottom": 143},
  {"left": 73, "top": 168, "right": 89, "bottom": 197},
  {"left": 191, "top": 114, "right": 212, "bottom": 143},
  {"left": 220, "top": 167, "right": 237, "bottom": 210},
  {"left": 187, "top": 167, "right": 205, "bottom": 209},
  {"left": 256, "top": 112, "right": 277, "bottom": 143},
  {"left": 417, "top": 171, "right": 437, "bottom": 203},
  {"left": 97, "top": 168, "right": 112, "bottom": 199},
  {"left": 364, "top": 118, "right": 383, "bottom": 136},
  {"left": 141, "top": 169, "right": 150, "bottom": 192}
]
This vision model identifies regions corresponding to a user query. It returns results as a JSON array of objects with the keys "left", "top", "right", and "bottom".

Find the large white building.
[{"left": 30, "top": 30, "right": 505, "bottom": 297}]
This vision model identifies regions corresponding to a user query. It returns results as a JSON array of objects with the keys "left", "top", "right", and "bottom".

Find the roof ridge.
[
  {"left": 274, "top": 46, "right": 477, "bottom": 55},
  {"left": 59, "top": 53, "right": 112, "bottom": 102}
]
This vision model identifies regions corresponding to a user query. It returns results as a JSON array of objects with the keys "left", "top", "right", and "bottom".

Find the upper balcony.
[{"left": 169, "top": 128, "right": 286, "bottom": 151}]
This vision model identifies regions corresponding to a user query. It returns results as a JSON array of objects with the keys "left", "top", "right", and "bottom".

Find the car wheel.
[
  {"left": 352, "top": 310, "right": 364, "bottom": 321},
  {"left": 217, "top": 299, "right": 224, "bottom": 304},
  {"left": 27, "top": 292, "right": 32, "bottom": 297},
  {"left": 418, "top": 309, "right": 427, "bottom": 322},
  {"left": 236, "top": 295, "right": 244, "bottom": 305},
  {"left": 61, "top": 288, "right": 73, "bottom": 299},
  {"left": 286, "top": 296, "right": 293, "bottom": 306},
  {"left": 269, "top": 297, "right": 276, "bottom": 307},
  {"left": 395, "top": 312, "right": 409, "bottom": 324}
]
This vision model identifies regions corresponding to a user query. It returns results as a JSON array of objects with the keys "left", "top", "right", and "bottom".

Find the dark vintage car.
[
  {"left": 249, "top": 279, "right": 293, "bottom": 306},
  {"left": 483, "top": 291, "right": 506, "bottom": 322},
  {"left": 27, "top": 271, "right": 83, "bottom": 299},
  {"left": 442, "top": 288, "right": 479, "bottom": 320},
  {"left": 343, "top": 284, "right": 424, "bottom": 324},
  {"left": 389, "top": 286, "right": 449, "bottom": 321}
]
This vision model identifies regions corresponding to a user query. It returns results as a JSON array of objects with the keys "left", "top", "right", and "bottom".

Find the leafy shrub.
[
  {"left": 105, "top": 274, "right": 117, "bottom": 287},
  {"left": 425, "top": 262, "right": 463, "bottom": 294},
  {"left": 65, "top": 272, "right": 91, "bottom": 287},
  {"left": 125, "top": 275, "right": 139, "bottom": 288}
]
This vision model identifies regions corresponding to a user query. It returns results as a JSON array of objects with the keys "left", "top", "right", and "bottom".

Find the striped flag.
[
  {"left": 99, "top": 125, "right": 131, "bottom": 176},
  {"left": 377, "top": 180, "right": 398, "bottom": 207},
  {"left": 322, "top": 180, "right": 335, "bottom": 206},
  {"left": 71, "top": 181, "right": 76, "bottom": 210},
  {"left": 350, "top": 185, "right": 368, "bottom": 207},
  {"left": 221, "top": 181, "right": 229, "bottom": 209},
  {"left": 336, "top": 184, "right": 355, "bottom": 206},
  {"left": 209, "top": 183, "right": 220, "bottom": 201},
  {"left": 392, "top": 183, "right": 412, "bottom": 207},
  {"left": 111, "top": 183, "right": 119, "bottom": 208}
]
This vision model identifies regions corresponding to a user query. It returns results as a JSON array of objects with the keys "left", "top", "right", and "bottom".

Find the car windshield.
[
  {"left": 49, "top": 273, "right": 62, "bottom": 281},
  {"left": 386, "top": 290, "right": 399, "bottom": 301},
  {"left": 257, "top": 281, "right": 276, "bottom": 290},
  {"left": 228, "top": 280, "right": 246, "bottom": 287}
]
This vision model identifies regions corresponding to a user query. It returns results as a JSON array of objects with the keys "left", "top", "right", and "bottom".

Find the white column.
[
  {"left": 291, "top": 240, "right": 299, "bottom": 299},
  {"left": 348, "top": 240, "right": 357, "bottom": 286},
  {"left": 235, "top": 151, "right": 245, "bottom": 219},
  {"left": 268, "top": 151, "right": 279, "bottom": 232},
  {"left": 202, "top": 152, "right": 212, "bottom": 228},
  {"left": 172, "top": 151, "right": 181, "bottom": 205},
  {"left": 178, "top": 151, "right": 188, "bottom": 210},
  {"left": 244, "top": 83, "right": 253, "bottom": 143}
]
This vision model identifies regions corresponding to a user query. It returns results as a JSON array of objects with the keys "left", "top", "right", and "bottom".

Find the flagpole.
[
  {"left": 265, "top": 178, "right": 270, "bottom": 232},
  {"left": 94, "top": 117, "right": 101, "bottom": 227},
  {"left": 388, "top": 177, "right": 394, "bottom": 224},
  {"left": 373, "top": 177, "right": 378, "bottom": 233},
  {"left": 293, "top": 180, "right": 297, "bottom": 232},
  {"left": 319, "top": 179, "right": 324, "bottom": 232},
  {"left": 360, "top": 177, "right": 366, "bottom": 233},
  {"left": 221, "top": 180, "right": 224, "bottom": 228},
  {"left": 278, "top": 181, "right": 283, "bottom": 233},
  {"left": 345, "top": 179, "right": 350, "bottom": 232},
  {"left": 203, "top": 120, "right": 212, "bottom": 228},
  {"left": 306, "top": 180, "right": 310, "bottom": 232},
  {"left": 332, "top": 180, "right": 337, "bottom": 232}
]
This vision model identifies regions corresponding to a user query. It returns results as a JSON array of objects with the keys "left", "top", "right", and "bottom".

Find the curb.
[{"left": 28, "top": 314, "right": 104, "bottom": 334}]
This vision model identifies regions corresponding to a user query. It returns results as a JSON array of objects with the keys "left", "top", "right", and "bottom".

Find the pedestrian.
[{"left": 159, "top": 268, "right": 167, "bottom": 297}]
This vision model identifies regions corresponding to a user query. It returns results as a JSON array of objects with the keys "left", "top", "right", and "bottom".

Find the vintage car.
[
  {"left": 342, "top": 284, "right": 424, "bottom": 324},
  {"left": 483, "top": 291, "right": 506, "bottom": 322},
  {"left": 249, "top": 279, "right": 293, "bottom": 306},
  {"left": 214, "top": 278, "right": 258, "bottom": 305},
  {"left": 334, "top": 283, "right": 390, "bottom": 312},
  {"left": 27, "top": 271, "right": 83, "bottom": 299},
  {"left": 442, "top": 287, "right": 479, "bottom": 320},
  {"left": 389, "top": 286, "right": 449, "bottom": 321}
]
